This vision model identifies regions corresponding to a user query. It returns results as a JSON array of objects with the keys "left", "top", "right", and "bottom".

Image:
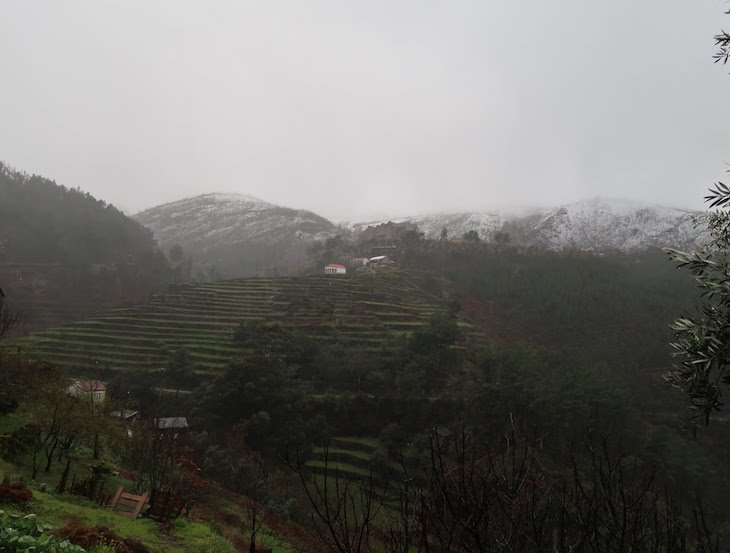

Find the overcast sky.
[{"left": 1, "top": 1, "right": 729, "bottom": 221}]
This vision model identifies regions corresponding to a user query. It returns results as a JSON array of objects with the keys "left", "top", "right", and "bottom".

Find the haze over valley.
[
  {"left": 133, "top": 190, "right": 705, "bottom": 278},
  {"left": 2, "top": 2, "right": 730, "bottom": 552}
]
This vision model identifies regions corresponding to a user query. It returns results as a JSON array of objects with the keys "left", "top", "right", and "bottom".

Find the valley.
[
  {"left": 2, "top": 2, "right": 730, "bottom": 549},
  {"left": 1, "top": 163, "right": 728, "bottom": 552}
]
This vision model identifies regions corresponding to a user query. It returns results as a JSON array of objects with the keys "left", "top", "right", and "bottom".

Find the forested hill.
[
  {"left": 0, "top": 162, "right": 172, "bottom": 332},
  {"left": 0, "top": 162, "right": 158, "bottom": 264}
]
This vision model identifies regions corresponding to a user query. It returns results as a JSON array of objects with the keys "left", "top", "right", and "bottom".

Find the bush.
[
  {"left": 0, "top": 475, "right": 33, "bottom": 506},
  {"left": 51, "top": 519, "right": 150, "bottom": 553},
  {"left": 0, "top": 510, "right": 85, "bottom": 552}
]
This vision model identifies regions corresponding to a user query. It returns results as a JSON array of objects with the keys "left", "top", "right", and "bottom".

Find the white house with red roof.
[
  {"left": 67, "top": 379, "right": 107, "bottom": 403},
  {"left": 324, "top": 263, "right": 347, "bottom": 275}
]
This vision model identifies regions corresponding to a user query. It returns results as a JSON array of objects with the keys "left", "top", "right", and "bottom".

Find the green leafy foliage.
[
  {"left": 193, "top": 328, "right": 314, "bottom": 451},
  {"left": 165, "top": 348, "right": 195, "bottom": 388},
  {"left": 0, "top": 511, "right": 85, "bottom": 552},
  {"left": 666, "top": 178, "right": 730, "bottom": 425},
  {"left": 406, "top": 245, "right": 695, "bottom": 372}
]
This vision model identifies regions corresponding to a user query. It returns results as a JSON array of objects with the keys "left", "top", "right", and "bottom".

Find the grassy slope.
[
  {"left": 16, "top": 271, "right": 481, "bottom": 380},
  {"left": 7, "top": 491, "right": 235, "bottom": 553},
  {"left": 0, "top": 413, "right": 292, "bottom": 552},
  {"left": 0, "top": 451, "right": 235, "bottom": 553}
]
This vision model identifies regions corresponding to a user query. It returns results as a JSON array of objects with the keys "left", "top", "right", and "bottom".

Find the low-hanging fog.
[{"left": 1, "top": 1, "right": 729, "bottom": 220}]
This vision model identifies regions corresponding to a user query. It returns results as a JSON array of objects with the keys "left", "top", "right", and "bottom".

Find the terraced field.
[
  {"left": 306, "top": 437, "right": 398, "bottom": 486},
  {"left": 16, "top": 271, "right": 480, "bottom": 379}
]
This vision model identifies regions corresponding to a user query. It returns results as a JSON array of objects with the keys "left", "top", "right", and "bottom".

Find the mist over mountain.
[
  {"left": 134, "top": 192, "right": 704, "bottom": 279},
  {"left": 134, "top": 193, "right": 338, "bottom": 278},
  {"left": 356, "top": 197, "right": 704, "bottom": 253}
]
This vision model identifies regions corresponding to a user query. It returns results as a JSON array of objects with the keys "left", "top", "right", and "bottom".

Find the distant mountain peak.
[
  {"left": 352, "top": 197, "right": 703, "bottom": 252},
  {"left": 134, "top": 192, "right": 338, "bottom": 278},
  {"left": 133, "top": 192, "right": 706, "bottom": 279},
  {"left": 560, "top": 196, "right": 694, "bottom": 215},
  {"left": 136, "top": 192, "right": 272, "bottom": 216},
  {"left": 197, "top": 192, "right": 270, "bottom": 204}
]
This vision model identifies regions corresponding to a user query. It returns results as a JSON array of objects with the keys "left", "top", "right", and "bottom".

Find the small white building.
[
  {"left": 67, "top": 379, "right": 107, "bottom": 403},
  {"left": 368, "top": 255, "right": 395, "bottom": 269},
  {"left": 324, "top": 263, "right": 347, "bottom": 275},
  {"left": 369, "top": 255, "right": 388, "bottom": 263}
]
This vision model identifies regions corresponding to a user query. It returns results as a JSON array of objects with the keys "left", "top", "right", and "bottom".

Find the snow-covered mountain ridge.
[
  {"left": 134, "top": 193, "right": 337, "bottom": 277},
  {"left": 134, "top": 194, "right": 705, "bottom": 277},
  {"left": 135, "top": 193, "right": 336, "bottom": 249},
  {"left": 351, "top": 197, "right": 705, "bottom": 252}
]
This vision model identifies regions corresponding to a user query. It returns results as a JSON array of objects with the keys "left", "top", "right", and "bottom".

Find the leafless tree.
[
  {"left": 127, "top": 416, "right": 180, "bottom": 504},
  {"left": 286, "top": 441, "right": 386, "bottom": 553},
  {"left": 393, "top": 424, "right": 722, "bottom": 553},
  {"left": 293, "top": 422, "right": 721, "bottom": 553},
  {"left": 0, "top": 301, "right": 20, "bottom": 340}
]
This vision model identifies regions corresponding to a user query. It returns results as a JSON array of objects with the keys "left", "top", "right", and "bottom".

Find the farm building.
[
  {"left": 324, "top": 263, "right": 347, "bottom": 275},
  {"left": 68, "top": 379, "right": 107, "bottom": 403},
  {"left": 156, "top": 417, "right": 189, "bottom": 439},
  {"left": 369, "top": 255, "right": 395, "bottom": 268},
  {"left": 156, "top": 417, "right": 189, "bottom": 430}
]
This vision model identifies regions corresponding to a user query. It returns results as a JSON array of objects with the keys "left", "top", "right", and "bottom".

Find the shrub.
[
  {"left": 51, "top": 518, "right": 150, "bottom": 553},
  {"left": 0, "top": 475, "right": 33, "bottom": 506},
  {"left": 0, "top": 510, "right": 85, "bottom": 552}
]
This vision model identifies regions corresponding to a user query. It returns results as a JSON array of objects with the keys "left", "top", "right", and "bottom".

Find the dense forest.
[
  {"left": 0, "top": 162, "right": 161, "bottom": 265},
  {"left": 0, "top": 162, "right": 175, "bottom": 332}
]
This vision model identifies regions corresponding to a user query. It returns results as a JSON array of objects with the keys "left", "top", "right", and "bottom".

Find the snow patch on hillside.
[
  {"left": 351, "top": 197, "right": 704, "bottom": 252},
  {"left": 134, "top": 192, "right": 337, "bottom": 252}
]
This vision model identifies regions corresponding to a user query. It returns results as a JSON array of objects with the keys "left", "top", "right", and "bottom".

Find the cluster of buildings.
[
  {"left": 321, "top": 220, "right": 418, "bottom": 275},
  {"left": 66, "top": 378, "right": 188, "bottom": 437},
  {"left": 324, "top": 255, "right": 395, "bottom": 275}
]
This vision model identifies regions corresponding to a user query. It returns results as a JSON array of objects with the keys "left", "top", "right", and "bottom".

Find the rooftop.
[
  {"left": 111, "top": 409, "right": 140, "bottom": 420},
  {"left": 72, "top": 379, "right": 107, "bottom": 392},
  {"left": 156, "top": 417, "right": 189, "bottom": 430}
]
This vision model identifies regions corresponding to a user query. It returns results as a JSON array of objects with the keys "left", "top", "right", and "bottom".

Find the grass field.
[{"left": 16, "top": 271, "right": 481, "bottom": 381}]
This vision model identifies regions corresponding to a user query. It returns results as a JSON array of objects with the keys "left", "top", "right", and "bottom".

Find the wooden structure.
[{"left": 108, "top": 486, "right": 148, "bottom": 518}]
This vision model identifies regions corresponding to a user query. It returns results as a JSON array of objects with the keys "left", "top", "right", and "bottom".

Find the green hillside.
[
  {"left": 16, "top": 271, "right": 479, "bottom": 379},
  {"left": 0, "top": 162, "right": 174, "bottom": 333}
]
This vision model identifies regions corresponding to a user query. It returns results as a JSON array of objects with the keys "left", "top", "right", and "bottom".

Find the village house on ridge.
[{"left": 324, "top": 263, "right": 347, "bottom": 275}]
